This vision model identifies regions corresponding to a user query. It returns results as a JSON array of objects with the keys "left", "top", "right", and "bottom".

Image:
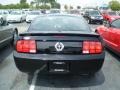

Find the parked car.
[
  {"left": 96, "top": 18, "right": 120, "bottom": 56},
  {"left": 102, "top": 11, "right": 120, "bottom": 22},
  {"left": 80, "top": 9, "right": 85, "bottom": 15},
  {"left": 0, "top": 10, "right": 9, "bottom": 24},
  {"left": 69, "top": 10, "right": 81, "bottom": 15},
  {"left": 14, "top": 14, "right": 105, "bottom": 75},
  {"left": 83, "top": 10, "right": 104, "bottom": 24},
  {"left": 7, "top": 11, "right": 26, "bottom": 23},
  {"left": 50, "top": 9, "right": 61, "bottom": 14},
  {"left": 0, "top": 18, "right": 18, "bottom": 49},
  {"left": 118, "top": 11, "right": 120, "bottom": 16},
  {"left": 26, "top": 11, "right": 41, "bottom": 23}
]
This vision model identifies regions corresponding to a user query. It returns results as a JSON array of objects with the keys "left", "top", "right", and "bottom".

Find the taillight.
[
  {"left": 83, "top": 41, "right": 102, "bottom": 54},
  {"left": 16, "top": 40, "right": 36, "bottom": 53}
]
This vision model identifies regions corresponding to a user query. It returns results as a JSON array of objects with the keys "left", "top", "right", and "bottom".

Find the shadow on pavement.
[
  {"left": 105, "top": 48, "right": 120, "bottom": 61},
  {"left": 0, "top": 44, "right": 13, "bottom": 62},
  {"left": 32, "top": 70, "right": 105, "bottom": 88}
]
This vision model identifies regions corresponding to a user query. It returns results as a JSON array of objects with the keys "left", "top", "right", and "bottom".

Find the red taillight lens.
[
  {"left": 16, "top": 40, "right": 36, "bottom": 53},
  {"left": 83, "top": 41, "right": 102, "bottom": 54}
]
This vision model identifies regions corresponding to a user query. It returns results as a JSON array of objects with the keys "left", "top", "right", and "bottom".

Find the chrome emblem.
[{"left": 55, "top": 42, "right": 64, "bottom": 52}]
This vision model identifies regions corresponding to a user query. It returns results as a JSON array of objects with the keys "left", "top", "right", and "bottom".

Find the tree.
[
  {"left": 70, "top": 6, "right": 73, "bottom": 9},
  {"left": 109, "top": 0, "right": 120, "bottom": 11},
  {"left": 51, "top": 2, "right": 60, "bottom": 9},
  {"left": 30, "top": 1, "right": 35, "bottom": 8},
  {"left": 64, "top": 5, "right": 68, "bottom": 10},
  {"left": 39, "top": 5, "right": 50, "bottom": 9},
  {"left": 77, "top": 6, "right": 81, "bottom": 9},
  {"left": 20, "top": 3, "right": 29, "bottom": 9},
  {"left": 20, "top": 0, "right": 27, "bottom": 4}
]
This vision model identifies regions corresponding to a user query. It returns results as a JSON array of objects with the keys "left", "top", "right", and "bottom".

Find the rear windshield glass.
[
  {"left": 29, "top": 16, "right": 90, "bottom": 32},
  {"left": 10, "top": 11, "right": 22, "bottom": 15},
  {"left": 89, "top": 11, "right": 100, "bottom": 15},
  {"left": 108, "top": 12, "right": 116, "bottom": 15},
  {"left": 69, "top": 10, "right": 80, "bottom": 14}
]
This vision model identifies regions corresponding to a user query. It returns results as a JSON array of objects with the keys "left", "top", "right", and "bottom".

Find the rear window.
[
  {"left": 29, "top": 15, "right": 90, "bottom": 32},
  {"left": 108, "top": 12, "right": 117, "bottom": 15},
  {"left": 69, "top": 10, "right": 80, "bottom": 14},
  {"left": 10, "top": 11, "right": 22, "bottom": 15},
  {"left": 89, "top": 11, "right": 100, "bottom": 16}
]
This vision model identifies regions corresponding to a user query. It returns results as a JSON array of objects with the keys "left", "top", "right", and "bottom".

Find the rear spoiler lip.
[{"left": 19, "top": 32, "right": 100, "bottom": 37}]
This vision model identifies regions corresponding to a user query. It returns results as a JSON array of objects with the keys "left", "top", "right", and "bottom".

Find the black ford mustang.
[{"left": 14, "top": 14, "right": 105, "bottom": 75}]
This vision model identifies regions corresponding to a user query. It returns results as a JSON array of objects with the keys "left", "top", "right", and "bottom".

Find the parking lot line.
[{"left": 29, "top": 65, "right": 46, "bottom": 90}]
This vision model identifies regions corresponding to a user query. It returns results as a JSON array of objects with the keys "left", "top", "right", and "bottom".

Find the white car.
[
  {"left": 7, "top": 11, "right": 26, "bottom": 23},
  {"left": 0, "top": 10, "right": 9, "bottom": 24},
  {"left": 26, "top": 11, "right": 41, "bottom": 23}
]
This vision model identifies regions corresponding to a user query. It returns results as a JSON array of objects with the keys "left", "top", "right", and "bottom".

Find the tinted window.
[
  {"left": 111, "top": 19, "right": 120, "bottom": 28},
  {"left": 3, "top": 12, "right": 8, "bottom": 14},
  {"left": 10, "top": 11, "right": 22, "bottom": 15},
  {"left": 89, "top": 11, "right": 100, "bottom": 15},
  {"left": 29, "top": 15, "right": 90, "bottom": 32},
  {"left": 69, "top": 10, "right": 80, "bottom": 14},
  {"left": 108, "top": 12, "right": 117, "bottom": 15}
]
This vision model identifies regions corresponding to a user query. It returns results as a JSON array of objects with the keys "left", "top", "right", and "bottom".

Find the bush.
[{"left": 109, "top": 0, "right": 120, "bottom": 11}]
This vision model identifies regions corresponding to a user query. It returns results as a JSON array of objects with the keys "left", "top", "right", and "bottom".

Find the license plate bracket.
[{"left": 48, "top": 61, "right": 69, "bottom": 73}]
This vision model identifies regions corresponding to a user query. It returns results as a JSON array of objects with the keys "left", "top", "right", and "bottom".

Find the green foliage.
[
  {"left": 51, "top": 2, "right": 60, "bottom": 9},
  {"left": 77, "top": 6, "right": 81, "bottom": 9},
  {"left": 19, "top": 3, "right": 29, "bottom": 9},
  {"left": 34, "top": 0, "right": 60, "bottom": 9},
  {"left": 64, "top": 5, "right": 68, "bottom": 10},
  {"left": 70, "top": 6, "right": 73, "bottom": 9},
  {"left": 20, "top": 0, "right": 27, "bottom": 4},
  {"left": 39, "top": 5, "right": 50, "bottom": 9},
  {"left": 109, "top": 0, "right": 120, "bottom": 11},
  {"left": 0, "top": 0, "right": 60, "bottom": 9},
  {"left": 0, "top": 2, "right": 29, "bottom": 9}
]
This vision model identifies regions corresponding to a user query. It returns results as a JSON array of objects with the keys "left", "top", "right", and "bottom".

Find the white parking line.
[{"left": 29, "top": 65, "right": 46, "bottom": 90}]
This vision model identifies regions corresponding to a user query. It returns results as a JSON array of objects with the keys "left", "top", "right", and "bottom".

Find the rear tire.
[
  {"left": 0, "top": 18, "right": 4, "bottom": 25},
  {"left": 11, "top": 29, "right": 18, "bottom": 47},
  {"left": 20, "top": 18, "right": 22, "bottom": 23}
]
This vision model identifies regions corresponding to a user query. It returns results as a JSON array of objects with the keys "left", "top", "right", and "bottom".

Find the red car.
[
  {"left": 96, "top": 18, "right": 120, "bottom": 55},
  {"left": 102, "top": 11, "right": 120, "bottom": 22}
]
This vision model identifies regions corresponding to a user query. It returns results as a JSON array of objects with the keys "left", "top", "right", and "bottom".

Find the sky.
[{"left": 0, "top": 0, "right": 117, "bottom": 7}]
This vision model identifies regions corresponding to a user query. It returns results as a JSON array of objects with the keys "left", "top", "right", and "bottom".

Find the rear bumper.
[{"left": 14, "top": 51, "right": 105, "bottom": 74}]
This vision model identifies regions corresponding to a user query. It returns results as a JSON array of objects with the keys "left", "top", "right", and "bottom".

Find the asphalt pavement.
[{"left": 0, "top": 22, "right": 120, "bottom": 90}]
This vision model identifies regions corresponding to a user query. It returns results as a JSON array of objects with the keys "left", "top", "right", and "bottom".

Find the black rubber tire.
[
  {"left": 0, "top": 18, "right": 4, "bottom": 25},
  {"left": 11, "top": 29, "right": 18, "bottom": 47}
]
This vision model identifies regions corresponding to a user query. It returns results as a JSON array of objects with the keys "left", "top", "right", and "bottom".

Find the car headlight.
[
  {"left": 91, "top": 16, "right": 95, "bottom": 19},
  {"left": 100, "top": 17, "right": 103, "bottom": 19}
]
